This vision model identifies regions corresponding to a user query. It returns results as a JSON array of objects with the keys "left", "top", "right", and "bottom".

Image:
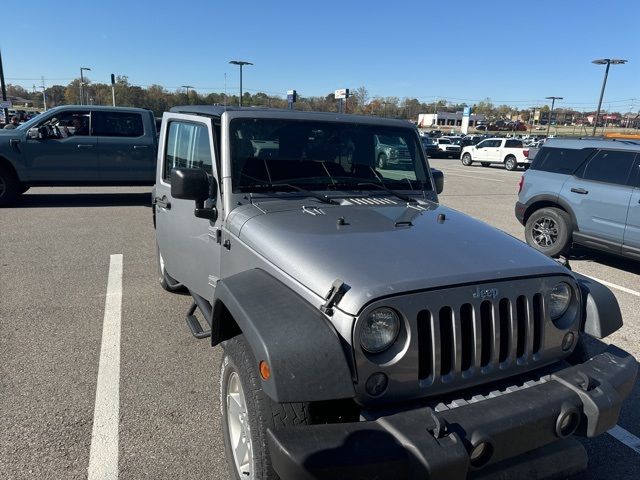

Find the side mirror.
[
  {"left": 171, "top": 168, "right": 210, "bottom": 200},
  {"left": 28, "top": 127, "right": 40, "bottom": 139},
  {"left": 431, "top": 168, "right": 444, "bottom": 194},
  {"left": 171, "top": 168, "right": 218, "bottom": 221}
]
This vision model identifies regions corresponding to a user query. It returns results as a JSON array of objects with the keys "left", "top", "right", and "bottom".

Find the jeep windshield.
[{"left": 230, "top": 118, "right": 432, "bottom": 195}]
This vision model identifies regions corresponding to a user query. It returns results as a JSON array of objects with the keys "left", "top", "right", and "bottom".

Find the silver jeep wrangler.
[{"left": 153, "top": 106, "right": 637, "bottom": 480}]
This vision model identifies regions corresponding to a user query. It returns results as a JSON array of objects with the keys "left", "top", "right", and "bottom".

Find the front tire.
[
  {"left": 525, "top": 207, "right": 571, "bottom": 257},
  {"left": 0, "top": 164, "right": 20, "bottom": 206},
  {"left": 505, "top": 155, "right": 517, "bottom": 171},
  {"left": 461, "top": 153, "right": 473, "bottom": 166},
  {"left": 220, "top": 335, "right": 310, "bottom": 480}
]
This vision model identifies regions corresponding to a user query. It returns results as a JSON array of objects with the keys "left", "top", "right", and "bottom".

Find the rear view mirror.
[{"left": 431, "top": 168, "right": 444, "bottom": 194}]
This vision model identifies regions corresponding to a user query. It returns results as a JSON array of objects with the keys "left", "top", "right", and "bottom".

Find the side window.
[
  {"left": 531, "top": 147, "right": 595, "bottom": 174},
  {"left": 163, "top": 121, "right": 213, "bottom": 182},
  {"left": 38, "top": 110, "right": 91, "bottom": 138},
  {"left": 577, "top": 150, "right": 636, "bottom": 186},
  {"left": 93, "top": 112, "right": 144, "bottom": 137},
  {"left": 505, "top": 140, "right": 522, "bottom": 148},
  {"left": 477, "top": 140, "right": 487, "bottom": 148}
]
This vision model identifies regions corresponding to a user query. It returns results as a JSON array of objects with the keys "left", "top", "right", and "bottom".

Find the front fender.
[
  {"left": 213, "top": 268, "right": 355, "bottom": 403},
  {"left": 573, "top": 272, "right": 623, "bottom": 339}
]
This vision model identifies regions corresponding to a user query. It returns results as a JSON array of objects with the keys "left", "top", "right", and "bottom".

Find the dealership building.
[{"left": 417, "top": 111, "right": 486, "bottom": 128}]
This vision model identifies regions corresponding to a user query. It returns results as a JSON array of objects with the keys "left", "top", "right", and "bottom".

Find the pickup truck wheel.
[
  {"left": 220, "top": 335, "right": 310, "bottom": 480},
  {"left": 156, "top": 243, "right": 187, "bottom": 293},
  {"left": 377, "top": 153, "right": 388, "bottom": 169},
  {"left": 461, "top": 153, "right": 473, "bottom": 166},
  {"left": 0, "top": 165, "right": 20, "bottom": 206},
  {"left": 505, "top": 155, "right": 517, "bottom": 171},
  {"left": 481, "top": 162, "right": 490, "bottom": 167},
  {"left": 524, "top": 207, "right": 571, "bottom": 257}
]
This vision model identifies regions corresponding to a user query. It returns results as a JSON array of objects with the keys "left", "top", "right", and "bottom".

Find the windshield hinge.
[{"left": 320, "top": 279, "right": 348, "bottom": 316}]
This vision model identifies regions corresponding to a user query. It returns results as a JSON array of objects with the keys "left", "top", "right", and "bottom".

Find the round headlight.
[
  {"left": 360, "top": 308, "right": 400, "bottom": 353},
  {"left": 549, "top": 282, "right": 572, "bottom": 320}
]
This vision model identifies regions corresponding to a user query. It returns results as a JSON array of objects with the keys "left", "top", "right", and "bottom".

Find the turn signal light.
[
  {"left": 259, "top": 361, "right": 271, "bottom": 380},
  {"left": 523, "top": 149, "right": 529, "bottom": 158}
]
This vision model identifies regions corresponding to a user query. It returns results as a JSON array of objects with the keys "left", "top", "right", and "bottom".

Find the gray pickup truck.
[
  {"left": 0, "top": 105, "right": 157, "bottom": 205},
  {"left": 153, "top": 106, "right": 636, "bottom": 480}
]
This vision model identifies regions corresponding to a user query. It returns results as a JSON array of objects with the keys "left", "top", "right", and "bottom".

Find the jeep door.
[
  {"left": 23, "top": 109, "right": 98, "bottom": 182},
  {"left": 561, "top": 149, "right": 636, "bottom": 253},
  {"left": 93, "top": 110, "right": 156, "bottom": 183},
  {"left": 623, "top": 157, "right": 640, "bottom": 257},
  {"left": 155, "top": 114, "right": 221, "bottom": 299}
]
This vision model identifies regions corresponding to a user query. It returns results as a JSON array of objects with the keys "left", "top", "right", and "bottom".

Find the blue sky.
[{"left": 2, "top": 0, "right": 639, "bottom": 111}]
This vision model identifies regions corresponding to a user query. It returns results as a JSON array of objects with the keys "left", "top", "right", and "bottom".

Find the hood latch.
[{"left": 320, "top": 279, "right": 348, "bottom": 316}]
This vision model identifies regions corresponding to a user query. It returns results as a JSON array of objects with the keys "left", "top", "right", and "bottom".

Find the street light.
[
  {"left": 545, "top": 96, "right": 563, "bottom": 138},
  {"left": 80, "top": 67, "right": 91, "bottom": 105},
  {"left": 181, "top": 85, "right": 194, "bottom": 104},
  {"left": 229, "top": 60, "right": 253, "bottom": 107},
  {"left": 592, "top": 58, "right": 627, "bottom": 135}
]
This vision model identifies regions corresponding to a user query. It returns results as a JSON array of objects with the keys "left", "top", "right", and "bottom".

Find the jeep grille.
[{"left": 417, "top": 293, "right": 544, "bottom": 383}]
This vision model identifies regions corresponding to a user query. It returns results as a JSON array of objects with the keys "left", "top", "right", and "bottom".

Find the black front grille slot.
[
  {"left": 439, "top": 307, "right": 454, "bottom": 376},
  {"left": 498, "top": 298, "right": 511, "bottom": 363},
  {"left": 516, "top": 296, "right": 527, "bottom": 358},
  {"left": 460, "top": 303, "right": 474, "bottom": 372},
  {"left": 480, "top": 301, "right": 493, "bottom": 367},
  {"left": 532, "top": 293, "right": 543, "bottom": 354},
  {"left": 417, "top": 310, "right": 432, "bottom": 379}
]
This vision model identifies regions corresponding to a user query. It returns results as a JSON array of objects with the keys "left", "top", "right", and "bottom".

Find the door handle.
[
  {"left": 154, "top": 196, "right": 171, "bottom": 209},
  {"left": 570, "top": 187, "right": 588, "bottom": 194},
  {"left": 133, "top": 145, "right": 149, "bottom": 149},
  {"left": 77, "top": 144, "right": 94, "bottom": 149}
]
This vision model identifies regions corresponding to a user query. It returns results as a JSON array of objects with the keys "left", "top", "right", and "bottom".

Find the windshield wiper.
[{"left": 246, "top": 182, "right": 338, "bottom": 205}]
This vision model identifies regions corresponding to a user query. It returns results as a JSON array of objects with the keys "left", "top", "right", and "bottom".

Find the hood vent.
[{"left": 348, "top": 197, "right": 397, "bottom": 206}]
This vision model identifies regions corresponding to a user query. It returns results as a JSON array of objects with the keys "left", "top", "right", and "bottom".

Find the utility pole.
[{"left": 0, "top": 48, "right": 9, "bottom": 123}]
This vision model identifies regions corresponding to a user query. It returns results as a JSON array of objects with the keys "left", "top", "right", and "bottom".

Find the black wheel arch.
[
  {"left": 523, "top": 195, "right": 578, "bottom": 232},
  {"left": 0, "top": 156, "right": 21, "bottom": 182},
  {"left": 212, "top": 268, "right": 355, "bottom": 403}
]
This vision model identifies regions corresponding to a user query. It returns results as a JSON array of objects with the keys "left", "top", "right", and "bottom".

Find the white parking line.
[
  {"left": 580, "top": 273, "right": 640, "bottom": 298},
  {"left": 608, "top": 425, "right": 640, "bottom": 455},
  {"left": 88, "top": 254, "right": 123, "bottom": 480}
]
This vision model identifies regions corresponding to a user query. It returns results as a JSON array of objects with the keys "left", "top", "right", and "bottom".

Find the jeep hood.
[{"left": 232, "top": 199, "right": 566, "bottom": 315}]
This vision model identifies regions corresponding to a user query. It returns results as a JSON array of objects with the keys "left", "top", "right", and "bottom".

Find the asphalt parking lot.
[{"left": 1, "top": 166, "right": 639, "bottom": 479}]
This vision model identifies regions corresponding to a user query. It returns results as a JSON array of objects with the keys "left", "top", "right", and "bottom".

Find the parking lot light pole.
[
  {"left": 545, "top": 96, "right": 563, "bottom": 138},
  {"left": 229, "top": 60, "right": 252, "bottom": 107},
  {"left": 181, "top": 85, "right": 194, "bottom": 104},
  {"left": 80, "top": 67, "right": 91, "bottom": 106},
  {"left": 592, "top": 59, "right": 627, "bottom": 136}
]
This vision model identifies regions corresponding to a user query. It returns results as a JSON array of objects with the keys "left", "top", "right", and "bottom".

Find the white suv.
[{"left": 461, "top": 138, "right": 530, "bottom": 170}]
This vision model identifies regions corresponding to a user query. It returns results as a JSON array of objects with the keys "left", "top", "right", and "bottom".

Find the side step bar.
[{"left": 185, "top": 292, "right": 212, "bottom": 339}]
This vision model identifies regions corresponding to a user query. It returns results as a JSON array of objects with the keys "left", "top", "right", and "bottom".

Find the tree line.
[{"left": 5, "top": 79, "right": 621, "bottom": 121}]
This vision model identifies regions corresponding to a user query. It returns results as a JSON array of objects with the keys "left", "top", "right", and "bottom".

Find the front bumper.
[{"left": 268, "top": 346, "right": 636, "bottom": 480}]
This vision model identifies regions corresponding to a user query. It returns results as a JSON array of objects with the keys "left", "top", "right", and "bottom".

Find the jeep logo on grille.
[{"left": 473, "top": 287, "right": 499, "bottom": 300}]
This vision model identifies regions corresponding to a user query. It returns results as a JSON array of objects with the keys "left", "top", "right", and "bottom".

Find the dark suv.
[{"left": 515, "top": 138, "right": 640, "bottom": 259}]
